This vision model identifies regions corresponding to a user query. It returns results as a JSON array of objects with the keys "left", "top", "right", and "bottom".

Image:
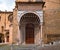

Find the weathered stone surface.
[{"left": 43, "top": 0, "right": 60, "bottom": 43}]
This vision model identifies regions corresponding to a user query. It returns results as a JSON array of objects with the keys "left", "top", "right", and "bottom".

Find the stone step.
[
  {"left": 12, "top": 44, "right": 36, "bottom": 50},
  {"left": 0, "top": 44, "right": 60, "bottom": 50}
]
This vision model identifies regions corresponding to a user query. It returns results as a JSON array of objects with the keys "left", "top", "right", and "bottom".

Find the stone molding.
[{"left": 17, "top": 10, "right": 43, "bottom": 24}]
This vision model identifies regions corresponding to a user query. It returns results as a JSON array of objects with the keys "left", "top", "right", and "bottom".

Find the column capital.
[{"left": 40, "top": 22, "right": 43, "bottom": 25}]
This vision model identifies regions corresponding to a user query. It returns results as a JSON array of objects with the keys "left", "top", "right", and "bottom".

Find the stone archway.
[{"left": 19, "top": 13, "right": 41, "bottom": 44}]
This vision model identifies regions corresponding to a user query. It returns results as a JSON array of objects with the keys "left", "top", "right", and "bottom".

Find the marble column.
[{"left": 40, "top": 22, "right": 43, "bottom": 46}]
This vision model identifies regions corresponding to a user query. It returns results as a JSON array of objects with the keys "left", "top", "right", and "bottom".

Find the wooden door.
[{"left": 26, "top": 24, "right": 34, "bottom": 44}]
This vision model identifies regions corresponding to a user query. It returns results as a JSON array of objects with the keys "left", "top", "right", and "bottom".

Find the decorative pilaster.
[
  {"left": 40, "top": 22, "right": 43, "bottom": 45},
  {"left": 4, "top": 32, "right": 7, "bottom": 43},
  {"left": 18, "top": 24, "right": 22, "bottom": 44},
  {"left": 9, "top": 25, "right": 13, "bottom": 44}
]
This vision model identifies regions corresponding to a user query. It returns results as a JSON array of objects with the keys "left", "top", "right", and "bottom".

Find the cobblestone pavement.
[
  {"left": 0, "top": 44, "right": 60, "bottom": 50},
  {"left": 37, "top": 44, "right": 60, "bottom": 50}
]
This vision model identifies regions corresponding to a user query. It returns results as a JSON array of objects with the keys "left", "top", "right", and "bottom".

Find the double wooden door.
[{"left": 25, "top": 24, "right": 34, "bottom": 44}]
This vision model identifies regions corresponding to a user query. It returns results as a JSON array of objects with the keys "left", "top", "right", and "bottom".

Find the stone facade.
[
  {"left": 43, "top": 0, "right": 60, "bottom": 43},
  {"left": 0, "top": 11, "right": 13, "bottom": 43},
  {"left": 0, "top": 0, "right": 60, "bottom": 44},
  {"left": 13, "top": 0, "right": 45, "bottom": 45}
]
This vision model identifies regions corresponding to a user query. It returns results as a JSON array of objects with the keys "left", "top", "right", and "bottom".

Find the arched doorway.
[
  {"left": 26, "top": 23, "right": 34, "bottom": 44},
  {"left": 0, "top": 33, "right": 4, "bottom": 43},
  {"left": 20, "top": 13, "right": 40, "bottom": 44},
  {"left": 6, "top": 31, "right": 9, "bottom": 42}
]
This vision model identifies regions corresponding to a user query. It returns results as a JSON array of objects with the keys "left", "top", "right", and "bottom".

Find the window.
[
  {"left": 0, "top": 33, "right": 4, "bottom": 43},
  {"left": 1, "top": 26, "right": 4, "bottom": 32},
  {"left": 8, "top": 14, "right": 13, "bottom": 23},
  {"left": 6, "top": 31, "right": 9, "bottom": 42},
  {"left": 0, "top": 16, "right": 1, "bottom": 21}
]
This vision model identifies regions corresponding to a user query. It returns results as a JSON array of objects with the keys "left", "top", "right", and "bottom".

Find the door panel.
[{"left": 26, "top": 24, "right": 34, "bottom": 44}]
